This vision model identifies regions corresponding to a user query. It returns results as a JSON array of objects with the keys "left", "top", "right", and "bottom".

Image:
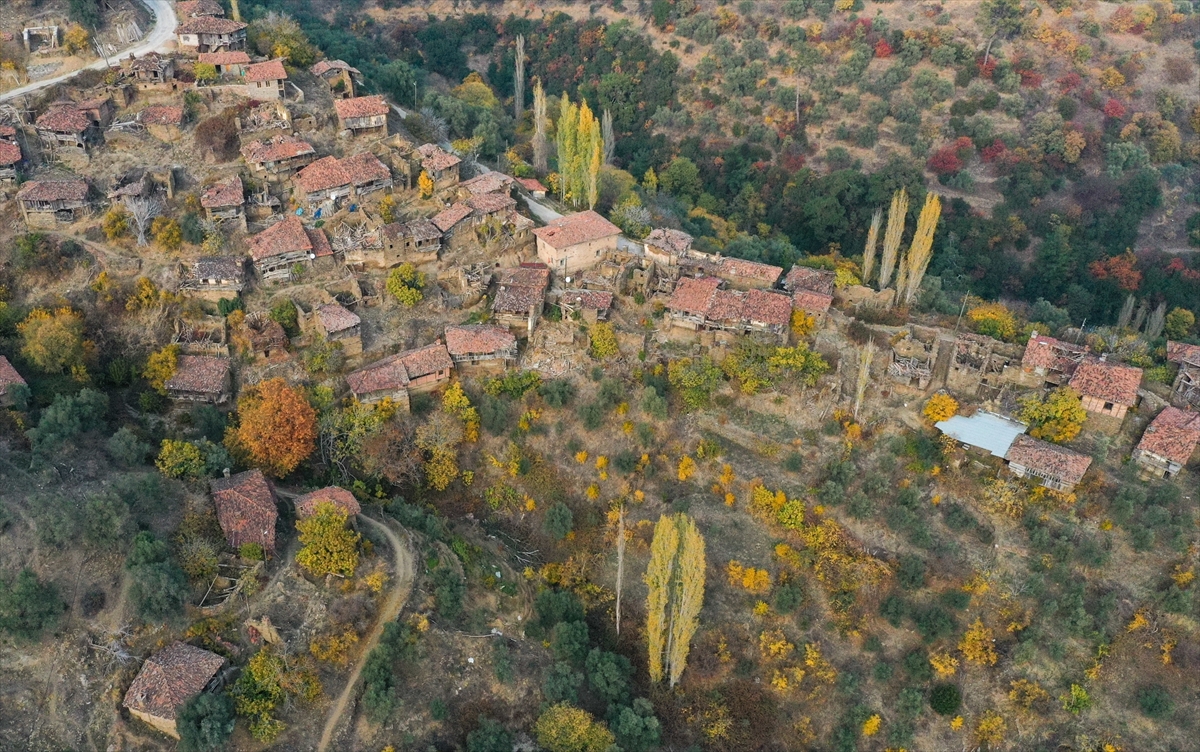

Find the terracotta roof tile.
[
  {"left": 562, "top": 289, "right": 614, "bottom": 311},
  {"left": 346, "top": 342, "right": 452, "bottom": 394},
  {"left": 0, "top": 140, "right": 21, "bottom": 165},
  {"left": 140, "top": 105, "right": 183, "bottom": 126},
  {"left": 198, "top": 50, "right": 249, "bottom": 66},
  {"left": 506, "top": 211, "right": 534, "bottom": 231},
  {"left": 666, "top": 276, "right": 720, "bottom": 316},
  {"left": 717, "top": 257, "right": 783, "bottom": 285},
  {"left": 123, "top": 642, "right": 224, "bottom": 722},
  {"left": 532, "top": 210, "right": 621, "bottom": 250},
  {"left": 705, "top": 289, "right": 744, "bottom": 321},
  {"left": 36, "top": 105, "right": 90, "bottom": 133},
  {"left": 17, "top": 179, "right": 88, "bottom": 202},
  {"left": 1068, "top": 359, "right": 1142, "bottom": 406},
  {"left": 784, "top": 265, "right": 836, "bottom": 295},
  {"left": 244, "top": 59, "right": 287, "bottom": 83},
  {"left": 311, "top": 60, "right": 360, "bottom": 76},
  {"left": 792, "top": 290, "right": 833, "bottom": 314},
  {"left": 210, "top": 469, "right": 277, "bottom": 551},
  {"left": 1005, "top": 434, "right": 1092, "bottom": 486},
  {"left": 1136, "top": 407, "right": 1200, "bottom": 466},
  {"left": 745, "top": 288, "right": 793, "bottom": 325},
  {"left": 177, "top": 0, "right": 225, "bottom": 17},
  {"left": 0, "top": 355, "right": 26, "bottom": 396},
  {"left": 200, "top": 176, "right": 244, "bottom": 209},
  {"left": 241, "top": 136, "right": 315, "bottom": 165},
  {"left": 177, "top": 16, "right": 247, "bottom": 34},
  {"left": 307, "top": 226, "right": 332, "bottom": 258},
  {"left": 1167, "top": 341, "right": 1200, "bottom": 365},
  {"left": 334, "top": 95, "right": 389, "bottom": 120},
  {"left": 165, "top": 356, "right": 230, "bottom": 396},
  {"left": 415, "top": 143, "right": 462, "bottom": 173},
  {"left": 516, "top": 177, "right": 547, "bottom": 193},
  {"left": 493, "top": 266, "right": 550, "bottom": 315},
  {"left": 294, "top": 156, "right": 351, "bottom": 194},
  {"left": 0, "top": 124, "right": 16, "bottom": 138},
  {"left": 466, "top": 192, "right": 516, "bottom": 215},
  {"left": 644, "top": 228, "right": 693, "bottom": 256},
  {"left": 432, "top": 203, "right": 473, "bottom": 232},
  {"left": 459, "top": 171, "right": 513, "bottom": 195},
  {"left": 295, "top": 486, "right": 361, "bottom": 518},
  {"left": 316, "top": 302, "right": 359, "bottom": 333},
  {"left": 129, "top": 52, "right": 171, "bottom": 72},
  {"left": 444, "top": 324, "right": 516, "bottom": 356},
  {"left": 248, "top": 216, "right": 313, "bottom": 261},
  {"left": 1022, "top": 333, "right": 1087, "bottom": 373},
  {"left": 340, "top": 152, "right": 390, "bottom": 186}
]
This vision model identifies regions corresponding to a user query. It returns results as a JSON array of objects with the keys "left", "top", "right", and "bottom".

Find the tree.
[
  {"left": 144, "top": 343, "right": 180, "bottom": 394},
  {"left": 968, "top": 302, "right": 1017, "bottom": 340},
  {"left": 126, "top": 196, "right": 163, "bottom": 246},
  {"left": 1018, "top": 387, "right": 1087, "bottom": 443},
  {"left": 534, "top": 704, "right": 615, "bottom": 752},
  {"left": 468, "top": 718, "right": 513, "bottom": 752},
  {"left": 589, "top": 323, "right": 619, "bottom": 359},
  {"left": 386, "top": 263, "right": 425, "bottom": 307},
  {"left": 176, "top": 692, "right": 236, "bottom": 752},
  {"left": 544, "top": 502, "right": 574, "bottom": 541},
  {"left": 68, "top": 0, "right": 101, "bottom": 28},
  {"left": 193, "top": 62, "right": 218, "bottom": 84},
  {"left": 667, "top": 356, "right": 723, "bottom": 409},
  {"left": 513, "top": 35, "right": 526, "bottom": 121},
  {"left": 660, "top": 156, "right": 701, "bottom": 200},
  {"left": 533, "top": 78, "right": 549, "bottom": 173},
  {"left": 227, "top": 378, "right": 318, "bottom": 477},
  {"left": 897, "top": 193, "right": 941, "bottom": 307},
  {"left": 18, "top": 307, "right": 86, "bottom": 375},
  {"left": 645, "top": 514, "right": 706, "bottom": 687},
  {"left": 0, "top": 569, "right": 64, "bottom": 640},
  {"left": 416, "top": 411, "right": 464, "bottom": 491},
  {"left": 556, "top": 94, "right": 604, "bottom": 209},
  {"left": 296, "top": 501, "right": 361, "bottom": 578},
  {"left": 979, "top": 0, "right": 1026, "bottom": 40},
  {"left": 585, "top": 648, "right": 631, "bottom": 705},
  {"left": 248, "top": 11, "right": 317, "bottom": 65},
  {"left": 924, "top": 393, "right": 958, "bottom": 422},
  {"left": 959, "top": 618, "right": 998, "bottom": 666},
  {"left": 418, "top": 170, "right": 435, "bottom": 199},
  {"left": 156, "top": 439, "right": 207, "bottom": 480},
  {"left": 153, "top": 216, "right": 184, "bottom": 251},
  {"left": 879, "top": 188, "right": 908, "bottom": 290},
  {"left": 126, "top": 532, "right": 188, "bottom": 621},
  {"left": 26, "top": 389, "right": 108, "bottom": 456},
  {"left": 1164, "top": 308, "right": 1194, "bottom": 339},
  {"left": 861, "top": 208, "right": 882, "bottom": 284},
  {"left": 610, "top": 699, "right": 661, "bottom": 752},
  {"left": 107, "top": 427, "right": 151, "bottom": 466},
  {"left": 930, "top": 683, "right": 962, "bottom": 715},
  {"left": 102, "top": 207, "right": 130, "bottom": 240}
]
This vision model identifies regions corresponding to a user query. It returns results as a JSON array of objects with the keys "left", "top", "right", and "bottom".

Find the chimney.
[{"left": 223, "top": 467, "right": 231, "bottom": 477}]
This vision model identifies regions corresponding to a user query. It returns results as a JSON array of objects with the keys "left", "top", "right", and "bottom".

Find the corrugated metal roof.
[{"left": 936, "top": 411, "right": 1027, "bottom": 458}]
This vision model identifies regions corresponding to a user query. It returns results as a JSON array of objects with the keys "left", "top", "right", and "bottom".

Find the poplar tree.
[
  {"left": 897, "top": 192, "right": 941, "bottom": 308},
  {"left": 644, "top": 515, "right": 678, "bottom": 684},
  {"left": 878, "top": 188, "right": 908, "bottom": 291},
  {"left": 667, "top": 515, "right": 705, "bottom": 687},
  {"left": 514, "top": 35, "right": 526, "bottom": 122},
  {"left": 533, "top": 79, "right": 548, "bottom": 173},
  {"left": 861, "top": 208, "right": 882, "bottom": 285},
  {"left": 554, "top": 94, "right": 604, "bottom": 209},
  {"left": 601, "top": 109, "right": 615, "bottom": 166},
  {"left": 644, "top": 514, "right": 706, "bottom": 687},
  {"left": 556, "top": 93, "right": 578, "bottom": 204}
]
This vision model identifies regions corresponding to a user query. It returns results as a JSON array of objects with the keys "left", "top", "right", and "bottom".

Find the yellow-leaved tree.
[
  {"left": 18, "top": 307, "right": 87, "bottom": 376},
  {"left": 534, "top": 704, "right": 615, "bottom": 752},
  {"left": 296, "top": 501, "right": 361, "bottom": 578},
  {"left": 644, "top": 514, "right": 706, "bottom": 687},
  {"left": 923, "top": 393, "right": 958, "bottom": 422},
  {"left": 418, "top": 170, "right": 434, "bottom": 199},
  {"left": 959, "top": 617, "right": 998, "bottom": 666},
  {"left": 144, "top": 344, "right": 180, "bottom": 394},
  {"left": 1018, "top": 387, "right": 1087, "bottom": 443}
]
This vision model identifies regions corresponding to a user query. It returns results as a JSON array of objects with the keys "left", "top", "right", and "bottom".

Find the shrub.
[
  {"left": 1137, "top": 684, "right": 1172, "bottom": 719},
  {"left": 929, "top": 682, "right": 962, "bottom": 715},
  {"left": 176, "top": 692, "right": 236, "bottom": 752},
  {"left": 544, "top": 502, "right": 574, "bottom": 541},
  {"left": 923, "top": 393, "right": 958, "bottom": 422}
]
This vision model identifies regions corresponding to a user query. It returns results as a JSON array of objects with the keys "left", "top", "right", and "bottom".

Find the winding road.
[
  {"left": 315, "top": 514, "right": 414, "bottom": 752},
  {"left": 0, "top": 0, "right": 177, "bottom": 103}
]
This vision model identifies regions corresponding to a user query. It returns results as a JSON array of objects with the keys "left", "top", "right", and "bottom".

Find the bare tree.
[
  {"left": 853, "top": 338, "right": 875, "bottom": 420},
  {"left": 532, "top": 79, "right": 548, "bottom": 173},
  {"left": 1145, "top": 302, "right": 1167, "bottom": 339},
  {"left": 861, "top": 208, "right": 882, "bottom": 285},
  {"left": 601, "top": 108, "right": 614, "bottom": 166},
  {"left": 125, "top": 195, "right": 162, "bottom": 246},
  {"left": 514, "top": 35, "right": 526, "bottom": 122},
  {"left": 615, "top": 501, "right": 626, "bottom": 635}
]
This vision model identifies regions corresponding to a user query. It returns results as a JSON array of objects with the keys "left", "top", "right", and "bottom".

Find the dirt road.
[{"left": 315, "top": 514, "right": 414, "bottom": 752}]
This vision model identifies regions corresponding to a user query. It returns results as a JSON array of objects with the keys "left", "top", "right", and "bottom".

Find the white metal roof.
[{"left": 936, "top": 411, "right": 1027, "bottom": 458}]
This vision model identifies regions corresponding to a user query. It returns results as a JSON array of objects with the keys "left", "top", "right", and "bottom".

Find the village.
[{"left": 0, "top": 0, "right": 1199, "bottom": 750}]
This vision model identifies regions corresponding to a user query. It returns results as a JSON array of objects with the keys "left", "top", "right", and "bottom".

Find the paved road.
[{"left": 0, "top": 0, "right": 177, "bottom": 103}]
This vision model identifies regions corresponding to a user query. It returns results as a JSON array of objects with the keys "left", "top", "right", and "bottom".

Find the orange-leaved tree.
[{"left": 226, "top": 377, "right": 317, "bottom": 477}]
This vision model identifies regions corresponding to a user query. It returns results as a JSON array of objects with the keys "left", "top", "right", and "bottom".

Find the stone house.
[
  {"left": 334, "top": 95, "right": 389, "bottom": 137},
  {"left": 36, "top": 104, "right": 95, "bottom": 154},
  {"left": 177, "top": 0, "right": 225, "bottom": 18},
  {"left": 1167, "top": 341, "right": 1200, "bottom": 409},
  {"left": 311, "top": 60, "right": 362, "bottom": 99},
  {"left": 666, "top": 276, "right": 721, "bottom": 331},
  {"left": 123, "top": 642, "right": 225, "bottom": 739},
  {"left": 376, "top": 218, "right": 442, "bottom": 266},
  {"left": 346, "top": 341, "right": 454, "bottom": 410},
  {"left": 665, "top": 276, "right": 791, "bottom": 340},
  {"left": 210, "top": 469, "right": 278, "bottom": 553},
  {"left": 1132, "top": 406, "right": 1200, "bottom": 479},
  {"left": 0, "top": 133, "right": 23, "bottom": 183},
  {"left": 0, "top": 356, "right": 27, "bottom": 407},
  {"left": 292, "top": 152, "right": 393, "bottom": 213},
  {"left": 1004, "top": 434, "right": 1092, "bottom": 492},
  {"left": 295, "top": 486, "right": 361, "bottom": 518},
  {"left": 1017, "top": 332, "right": 1087, "bottom": 388},
  {"left": 247, "top": 216, "right": 333, "bottom": 282},
  {"left": 240, "top": 135, "right": 316, "bottom": 180},
  {"left": 312, "top": 302, "right": 362, "bottom": 356},
  {"left": 533, "top": 210, "right": 622, "bottom": 276},
  {"left": 783, "top": 265, "right": 836, "bottom": 296},
  {"left": 456, "top": 171, "right": 514, "bottom": 200},
  {"left": 413, "top": 144, "right": 461, "bottom": 190},
  {"left": 200, "top": 175, "right": 246, "bottom": 230},
  {"left": 179, "top": 256, "right": 245, "bottom": 301},
  {"left": 176, "top": 16, "right": 247, "bottom": 53},
  {"left": 140, "top": 104, "right": 184, "bottom": 142},
  {"left": 1068, "top": 358, "right": 1142, "bottom": 420},
  {"left": 431, "top": 202, "right": 475, "bottom": 238},
  {"left": 559, "top": 289, "right": 614, "bottom": 324},
  {"left": 76, "top": 96, "right": 115, "bottom": 129},
  {"left": 492, "top": 265, "right": 551, "bottom": 335},
  {"left": 245, "top": 314, "right": 289, "bottom": 360},
  {"left": 16, "top": 179, "right": 91, "bottom": 228},
  {"left": 197, "top": 50, "right": 250, "bottom": 76},
  {"left": 714, "top": 257, "right": 783, "bottom": 291},
  {"left": 164, "top": 355, "right": 232, "bottom": 404},
  {"left": 643, "top": 228, "right": 693, "bottom": 269},
  {"left": 516, "top": 177, "right": 547, "bottom": 199},
  {"left": 128, "top": 52, "right": 176, "bottom": 89},
  {"left": 444, "top": 325, "right": 517, "bottom": 370},
  {"left": 243, "top": 59, "right": 288, "bottom": 100},
  {"left": 466, "top": 192, "right": 517, "bottom": 225}
]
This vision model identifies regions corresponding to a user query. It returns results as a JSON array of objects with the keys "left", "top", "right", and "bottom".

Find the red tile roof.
[
  {"left": 494, "top": 266, "right": 551, "bottom": 315},
  {"left": 210, "top": 469, "right": 277, "bottom": 551},
  {"left": 177, "top": 16, "right": 247, "bottom": 34},
  {"left": 1022, "top": 333, "right": 1087, "bottom": 373},
  {"left": 177, "top": 0, "right": 225, "bottom": 17},
  {"left": 562, "top": 289, "right": 614, "bottom": 311},
  {"left": 667, "top": 276, "right": 720, "bottom": 316},
  {"left": 340, "top": 152, "right": 390, "bottom": 186},
  {"left": 1068, "top": 359, "right": 1142, "bottom": 406},
  {"left": 444, "top": 324, "right": 516, "bottom": 356},
  {"left": 198, "top": 50, "right": 249, "bottom": 66},
  {"left": 1005, "top": 434, "right": 1092, "bottom": 486},
  {"left": 533, "top": 210, "right": 621, "bottom": 250},
  {"left": 17, "top": 179, "right": 88, "bottom": 202},
  {"left": 200, "top": 176, "right": 244, "bottom": 209},
  {"left": 307, "top": 226, "right": 332, "bottom": 258},
  {"left": 241, "top": 136, "right": 315, "bottom": 165},
  {"left": 129, "top": 52, "right": 172, "bottom": 73},
  {"left": 165, "top": 356, "right": 230, "bottom": 396},
  {"left": 717, "top": 257, "right": 783, "bottom": 286},
  {"left": 706, "top": 288, "right": 744, "bottom": 321},
  {"left": 123, "top": 642, "right": 224, "bottom": 722},
  {"left": 0, "top": 124, "right": 16, "bottom": 138},
  {"left": 516, "top": 177, "right": 547, "bottom": 193},
  {"left": 295, "top": 486, "right": 361, "bottom": 518},
  {"left": 140, "top": 105, "right": 183, "bottom": 126},
  {"left": 248, "top": 216, "right": 315, "bottom": 261},
  {"left": 432, "top": 202, "right": 473, "bottom": 232},
  {"left": 415, "top": 143, "right": 461, "bottom": 172},
  {"left": 1136, "top": 407, "right": 1200, "bottom": 466},
  {"left": 346, "top": 342, "right": 452, "bottom": 394},
  {"left": 0, "top": 355, "right": 26, "bottom": 396},
  {"left": 1167, "top": 341, "right": 1200, "bottom": 365},
  {"left": 0, "top": 140, "right": 21, "bottom": 165},
  {"left": 644, "top": 228, "right": 693, "bottom": 256},
  {"left": 316, "top": 302, "right": 360, "bottom": 333},
  {"left": 311, "top": 60, "right": 360, "bottom": 76},
  {"left": 294, "top": 156, "right": 351, "bottom": 194},
  {"left": 784, "top": 265, "right": 836, "bottom": 295},
  {"left": 745, "top": 288, "right": 794, "bottom": 325},
  {"left": 466, "top": 192, "right": 516, "bottom": 215},
  {"left": 36, "top": 106, "right": 90, "bottom": 133},
  {"left": 792, "top": 290, "right": 833, "bottom": 314},
  {"left": 459, "top": 171, "right": 513, "bottom": 195},
  {"left": 245, "top": 59, "right": 287, "bottom": 83},
  {"left": 334, "top": 95, "right": 389, "bottom": 120}
]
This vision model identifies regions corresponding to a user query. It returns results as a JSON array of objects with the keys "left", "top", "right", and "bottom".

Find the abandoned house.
[
  {"left": 200, "top": 175, "right": 246, "bottom": 230},
  {"left": 560, "top": 289, "right": 614, "bottom": 324},
  {"left": 334, "top": 95, "right": 389, "bottom": 136},
  {"left": 1068, "top": 358, "right": 1142, "bottom": 420},
  {"left": 247, "top": 215, "right": 333, "bottom": 282},
  {"left": 176, "top": 16, "right": 248, "bottom": 53},
  {"left": 210, "top": 469, "right": 278, "bottom": 553},
  {"left": 665, "top": 276, "right": 792, "bottom": 340},
  {"left": 0, "top": 355, "right": 27, "bottom": 407},
  {"left": 946, "top": 332, "right": 1023, "bottom": 399},
  {"left": 643, "top": 228, "right": 694, "bottom": 269},
  {"left": 236, "top": 100, "right": 292, "bottom": 139},
  {"left": 76, "top": 96, "right": 115, "bottom": 129},
  {"left": 344, "top": 218, "right": 442, "bottom": 269},
  {"left": 295, "top": 486, "right": 361, "bottom": 518},
  {"left": 240, "top": 135, "right": 316, "bottom": 180},
  {"left": 123, "top": 642, "right": 225, "bottom": 739},
  {"left": 128, "top": 52, "right": 176, "bottom": 89},
  {"left": 244, "top": 314, "right": 289, "bottom": 360},
  {"left": 140, "top": 104, "right": 185, "bottom": 141},
  {"left": 164, "top": 355, "right": 232, "bottom": 404},
  {"left": 1167, "top": 341, "right": 1200, "bottom": 409},
  {"left": 1019, "top": 332, "right": 1087, "bottom": 387},
  {"left": 413, "top": 144, "right": 462, "bottom": 190},
  {"left": 311, "top": 59, "right": 362, "bottom": 99},
  {"left": 432, "top": 202, "right": 475, "bottom": 237},
  {"left": 180, "top": 256, "right": 245, "bottom": 300},
  {"left": 243, "top": 59, "right": 288, "bottom": 100},
  {"left": 493, "top": 265, "right": 551, "bottom": 335},
  {"left": 198, "top": 50, "right": 250, "bottom": 76},
  {"left": 313, "top": 302, "right": 362, "bottom": 356},
  {"left": 346, "top": 341, "right": 454, "bottom": 410},
  {"left": 533, "top": 210, "right": 622, "bottom": 275},
  {"left": 293, "top": 152, "right": 393, "bottom": 212},
  {"left": 783, "top": 265, "right": 836, "bottom": 296},
  {"left": 666, "top": 276, "right": 722, "bottom": 331},
  {"left": 0, "top": 137, "right": 22, "bottom": 182},
  {"left": 457, "top": 171, "right": 514, "bottom": 199},
  {"left": 444, "top": 324, "right": 518, "bottom": 370},
  {"left": 177, "top": 0, "right": 225, "bottom": 18},
  {"left": 16, "top": 179, "right": 91, "bottom": 228},
  {"left": 466, "top": 192, "right": 517, "bottom": 225},
  {"left": 1132, "top": 406, "right": 1200, "bottom": 479},
  {"left": 1004, "top": 433, "right": 1092, "bottom": 492},
  {"left": 712, "top": 257, "right": 784, "bottom": 291},
  {"left": 36, "top": 104, "right": 95, "bottom": 153}
]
